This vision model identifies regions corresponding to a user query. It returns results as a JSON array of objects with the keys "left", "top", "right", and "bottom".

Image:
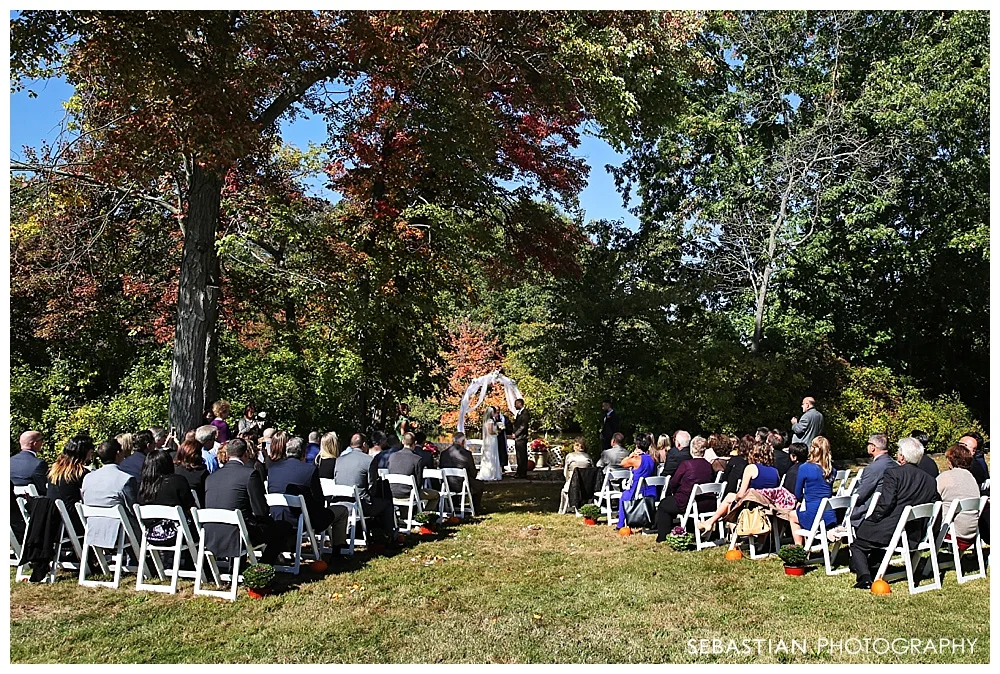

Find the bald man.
[
  {"left": 791, "top": 397, "right": 824, "bottom": 448},
  {"left": 11, "top": 430, "right": 48, "bottom": 493}
]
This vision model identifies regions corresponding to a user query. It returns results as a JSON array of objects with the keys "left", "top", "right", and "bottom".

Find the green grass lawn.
[{"left": 9, "top": 478, "right": 989, "bottom": 663}]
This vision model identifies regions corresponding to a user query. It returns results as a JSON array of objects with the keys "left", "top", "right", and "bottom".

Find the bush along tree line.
[{"left": 10, "top": 10, "right": 988, "bottom": 464}]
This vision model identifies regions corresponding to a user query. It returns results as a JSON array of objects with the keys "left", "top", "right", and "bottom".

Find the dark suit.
[
  {"left": 203, "top": 458, "right": 291, "bottom": 563},
  {"left": 661, "top": 448, "right": 692, "bottom": 477},
  {"left": 600, "top": 410, "right": 619, "bottom": 450},
  {"left": 11, "top": 450, "right": 47, "bottom": 493},
  {"left": 513, "top": 407, "right": 531, "bottom": 478},
  {"left": 496, "top": 413, "right": 510, "bottom": 471},
  {"left": 388, "top": 447, "right": 438, "bottom": 508},
  {"left": 118, "top": 451, "right": 147, "bottom": 480},
  {"left": 849, "top": 462, "right": 941, "bottom": 584},
  {"left": 438, "top": 443, "right": 484, "bottom": 511},
  {"left": 333, "top": 449, "right": 394, "bottom": 532},
  {"left": 267, "top": 457, "right": 348, "bottom": 546},
  {"left": 773, "top": 450, "right": 791, "bottom": 478},
  {"left": 850, "top": 454, "right": 893, "bottom": 527},
  {"left": 917, "top": 453, "right": 939, "bottom": 479}
]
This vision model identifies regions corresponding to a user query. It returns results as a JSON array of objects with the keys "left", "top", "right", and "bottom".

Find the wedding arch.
[{"left": 456, "top": 369, "right": 524, "bottom": 434}]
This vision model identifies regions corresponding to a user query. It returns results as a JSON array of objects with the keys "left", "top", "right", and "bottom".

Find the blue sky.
[{"left": 9, "top": 77, "right": 639, "bottom": 228}]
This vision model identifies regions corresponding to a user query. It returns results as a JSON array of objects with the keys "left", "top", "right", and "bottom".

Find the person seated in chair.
[
  {"left": 388, "top": 433, "right": 439, "bottom": 511},
  {"left": 656, "top": 437, "right": 715, "bottom": 541},
  {"left": 697, "top": 441, "right": 779, "bottom": 533},
  {"left": 203, "top": 439, "right": 293, "bottom": 565},
  {"left": 660, "top": 431, "right": 692, "bottom": 477},
  {"left": 617, "top": 436, "right": 658, "bottom": 529},
  {"left": 81, "top": 438, "right": 140, "bottom": 559},
  {"left": 561, "top": 440, "right": 593, "bottom": 503},
  {"left": 848, "top": 437, "right": 940, "bottom": 589},
  {"left": 439, "top": 433, "right": 484, "bottom": 513},
  {"left": 11, "top": 430, "right": 48, "bottom": 494},
  {"left": 266, "top": 436, "right": 349, "bottom": 558},
  {"left": 334, "top": 434, "right": 397, "bottom": 539},
  {"left": 936, "top": 443, "right": 981, "bottom": 545},
  {"left": 597, "top": 433, "right": 630, "bottom": 470}
]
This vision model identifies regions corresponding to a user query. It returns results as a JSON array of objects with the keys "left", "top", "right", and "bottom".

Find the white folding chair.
[
  {"left": 714, "top": 471, "right": 724, "bottom": 483},
  {"left": 466, "top": 439, "right": 484, "bottom": 468},
  {"left": 422, "top": 469, "right": 447, "bottom": 523},
  {"left": 636, "top": 476, "right": 670, "bottom": 506},
  {"left": 10, "top": 526, "right": 23, "bottom": 568},
  {"left": 378, "top": 468, "right": 389, "bottom": 480},
  {"left": 594, "top": 469, "right": 630, "bottom": 527},
  {"left": 18, "top": 498, "right": 94, "bottom": 583},
  {"left": 265, "top": 493, "right": 320, "bottom": 575},
  {"left": 133, "top": 504, "right": 199, "bottom": 594},
  {"left": 320, "top": 479, "right": 367, "bottom": 555},
  {"left": 832, "top": 469, "right": 852, "bottom": 497},
  {"left": 680, "top": 483, "right": 725, "bottom": 550},
  {"left": 386, "top": 474, "right": 423, "bottom": 533},
  {"left": 190, "top": 489, "right": 202, "bottom": 508},
  {"left": 440, "top": 468, "right": 476, "bottom": 519},
  {"left": 191, "top": 507, "right": 263, "bottom": 601},
  {"left": 13, "top": 484, "right": 40, "bottom": 498},
  {"left": 935, "top": 496, "right": 988, "bottom": 584},
  {"left": 791, "top": 495, "right": 857, "bottom": 575},
  {"left": 12, "top": 495, "right": 31, "bottom": 578},
  {"left": 841, "top": 468, "right": 863, "bottom": 497},
  {"left": 874, "top": 502, "right": 943, "bottom": 594},
  {"left": 77, "top": 503, "right": 143, "bottom": 589}
]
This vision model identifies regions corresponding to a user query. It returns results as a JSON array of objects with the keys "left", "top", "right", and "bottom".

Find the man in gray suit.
[
  {"left": 597, "top": 433, "right": 630, "bottom": 470},
  {"left": 80, "top": 438, "right": 140, "bottom": 552},
  {"left": 849, "top": 433, "right": 896, "bottom": 529},
  {"left": 791, "top": 396, "right": 824, "bottom": 447},
  {"left": 333, "top": 433, "right": 396, "bottom": 536}
]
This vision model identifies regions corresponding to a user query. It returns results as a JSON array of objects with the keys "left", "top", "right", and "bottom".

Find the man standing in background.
[
  {"left": 600, "top": 400, "right": 619, "bottom": 451},
  {"left": 791, "top": 396, "right": 823, "bottom": 447},
  {"left": 512, "top": 399, "right": 531, "bottom": 478}
]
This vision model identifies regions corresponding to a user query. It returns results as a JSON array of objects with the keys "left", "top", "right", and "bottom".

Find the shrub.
[
  {"left": 414, "top": 512, "right": 436, "bottom": 525},
  {"left": 579, "top": 504, "right": 602, "bottom": 520},
  {"left": 777, "top": 544, "right": 808, "bottom": 567},
  {"left": 242, "top": 564, "right": 275, "bottom": 590}
]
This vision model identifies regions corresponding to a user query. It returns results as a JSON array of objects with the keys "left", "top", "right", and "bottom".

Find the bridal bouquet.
[{"left": 665, "top": 526, "right": 694, "bottom": 551}]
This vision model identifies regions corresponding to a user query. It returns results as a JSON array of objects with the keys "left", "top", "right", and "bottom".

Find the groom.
[{"left": 512, "top": 398, "right": 531, "bottom": 478}]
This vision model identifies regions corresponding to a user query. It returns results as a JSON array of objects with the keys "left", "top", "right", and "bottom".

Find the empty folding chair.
[
  {"left": 680, "top": 483, "right": 725, "bottom": 550},
  {"left": 594, "top": 469, "right": 630, "bottom": 527},
  {"left": 386, "top": 474, "right": 423, "bottom": 533},
  {"left": 133, "top": 504, "right": 199, "bottom": 594},
  {"left": 264, "top": 493, "right": 320, "bottom": 575},
  {"left": 935, "top": 496, "right": 988, "bottom": 584},
  {"left": 440, "top": 468, "right": 476, "bottom": 519},
  {"left": 874, "top": 502, "right": 943, "bottom": 594},
  {"left": 832, "top": 469, "right": 852, "bottom": 497},
  {"left": 320, "top": 479, "right": 367, "bottom": 555},
  {"left": 191, "top": 507, "right": 264, "bottom": 601},
  {"left": 77, "top": 503, "right": 143, "bottom": 589}
]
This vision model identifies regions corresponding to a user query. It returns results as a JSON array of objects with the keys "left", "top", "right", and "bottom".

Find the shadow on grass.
[{"left": 482, "top": 480, "right": 561, "bottom": 514}]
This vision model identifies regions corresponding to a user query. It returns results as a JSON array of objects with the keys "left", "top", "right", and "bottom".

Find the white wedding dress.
[{"left": 478, "top": 420, "right": 503, "bottom": 481}]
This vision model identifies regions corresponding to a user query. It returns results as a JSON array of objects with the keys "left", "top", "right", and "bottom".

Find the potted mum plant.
[
  {"left": 415, "top": 512, "right": 438, "bottom": 536},
  {"left": 530, "top": 438, "right": 548, "bottom": 469},
  {"left": 243, "top": 563, "right": 275, "bottom": 599},
  {"left": 579, "top": 504, "right": 601, "bottom": 526},
  {"left": 665, "top": 526, "right": 694, "bottom": 551},
  {"left": 777, "top": 544, "right": 808, "bottom": 576}
]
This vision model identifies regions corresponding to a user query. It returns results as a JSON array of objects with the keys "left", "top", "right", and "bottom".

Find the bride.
[{"left": 478, "top": 406, "right": 503, "bottom": 481}]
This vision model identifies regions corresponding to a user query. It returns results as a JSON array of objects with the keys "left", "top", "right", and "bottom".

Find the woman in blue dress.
[
  {"left": 789, "top": 436, "right": 837, "bottom": 543},
  {"left": 617, "top": 434, "right": 658, "bottom": 529}
]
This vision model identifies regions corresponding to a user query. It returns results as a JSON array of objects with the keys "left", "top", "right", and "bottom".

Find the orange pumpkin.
[
  {"left": 725, "top": 548, "right": 743, "bottom": 561},
  {"left": 871, "top": 579, "right": 891, "bottom": 595},
  {"left": 310, "top": 560, "right": 328, "bottom": 573},
  {"left": 618, "top": 527, "right": 632, "bottom": 537}
]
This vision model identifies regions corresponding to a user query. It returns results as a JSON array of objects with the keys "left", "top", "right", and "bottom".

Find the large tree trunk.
[{"left": 169, "top": 164, "right": 223, "bottom": 433}]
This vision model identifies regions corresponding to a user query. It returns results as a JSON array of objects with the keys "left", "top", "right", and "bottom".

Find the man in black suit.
[
  {"left": 387, "top": 433, "right": 439, "bottom": 509},
  {"left": 660, "top": 430, "right": 692, "bottom": 477},
  {"left": 266, "top": 437, "right": 348, "bottom": 556},
  {"left": 203, "top": 439, "right": 293, "bottom": 565},
  {"left": 495, "top": 410, "right": 510, "bottom": 474},
  {"left": 438, "top": 433, "right": 484, "bottom": 512},
  {"left": 512, "top": 399, "right": 531, "bottom": 478},
  {"left": 849, "top": 436, "right": 941, "bottom": 589},
  {"left": 909, "top": 430, "right": 939, "bottom": 478},
  {"left": 600, "top": 400, "right": 619, "bottom": 451},
  {"left": 119, "top": 429, "right": 154, "bottom": 480},
  {"left": 11, "top": 430, "right": 48, "bottom": 493}
]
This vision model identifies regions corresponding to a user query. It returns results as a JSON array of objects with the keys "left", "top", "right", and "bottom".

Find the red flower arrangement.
[
  {"left": 529, "top": 438, "right": 548, "bottom": 452},
  {"left": 423, "top": 441, "right": 439, "bottom": 456}
]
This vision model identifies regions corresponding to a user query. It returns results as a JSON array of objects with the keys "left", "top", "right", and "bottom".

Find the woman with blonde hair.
[
  {"left": 316, "top": 431, "right": 340, "bottom": 479},
  {"left": 786, "top": 436, "right": 837, "bottom": 544},
  {"left": 115, "top": 432, "right": 134, "bottom": 459},
  {"left": 653, "top": 434, "right": 672, "bottom": 466}
]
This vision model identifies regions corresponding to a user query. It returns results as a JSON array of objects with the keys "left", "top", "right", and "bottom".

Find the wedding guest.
[
  {"left": 120, "top": 430, "right": 154, "bottom": 479},
  {"left": 439, "top": 433, "right": 484, "bottom": 513},
  {"left": 653, "top": 434, "right": 672, "bottom": 467},
  {"left": 780, "top": 443, "right": 809, "bottom": 492},
  {"left": 210, "top": 400, "right": 232, "bottom": 444},
  {"left": 195, "top": 425, "right": 221, "bottom": 473},
  {"left": 660, "top": 430, "right": 692, "bottom": 477},
  {"left": 656, "top": 437, "right": 715, "bottom": 540},
  {"left": 597, "top": 433, "right": 630, "bottom": 470},
  {"left": 11, "top": 430, "right": 48, "bottom": 493},
  {"left": 786, "top": 436, "right": 837, "bottom": 543},
  {"left": 305, "top": 431, "right": 322, "bottom": 464},
  {"left": 116, "top": 432, "right": 135, "bottom": 461},
  {"left": 173, "top": 439, "right": 209, "bottom": 507},
  {"left": 698, "top": 441, "right": 779, "bottom": 532},
  {"left": 80, "top": 438, "right": 140, "bottom": 552},
  {"left": 909, "top": 429, "right": 939, "bottom": 478},
  {"left": 936, "top": 444, "right": 981, "bottom": 541},
  {"left": 46, "top": 434, "right": 94, "bottom": 531},
  {"left": 316, "top": 431, "right": 340, "bottom": 479},
  {"left": 770, "top": 431, "right": 791, "bottom": 477},
  {"left": 705, "top": 434, "right": 732, "bottom": 473},
  {"left": 721, "top": 435, "right": 753, "bottom": 496},
  {"left": 138, "top": 449, "right": 196, "bottom": 513},
  {"left": 388, "top": 433, "right": 438, "bottom": 510},
  {"left": 849, "top": 434, "right": 894, "bottom": 528},
  {"left": 266, "top": 430, "right": 290, "bottom": 468},
  {"left": 617, "top": 436, "right": 658, "bottom": 529},
  {"left": 334, "top": 434, "right": 396, "bottom": 537}
]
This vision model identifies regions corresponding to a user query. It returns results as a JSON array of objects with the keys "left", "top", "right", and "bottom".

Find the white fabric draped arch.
[{"left": 456, "top": 370, "right": 524, "bottom": 434}]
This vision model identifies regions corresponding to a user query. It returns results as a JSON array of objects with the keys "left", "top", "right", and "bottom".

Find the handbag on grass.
[{"left": 623, "top": 496, "right": 656, "bottom": 529}]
